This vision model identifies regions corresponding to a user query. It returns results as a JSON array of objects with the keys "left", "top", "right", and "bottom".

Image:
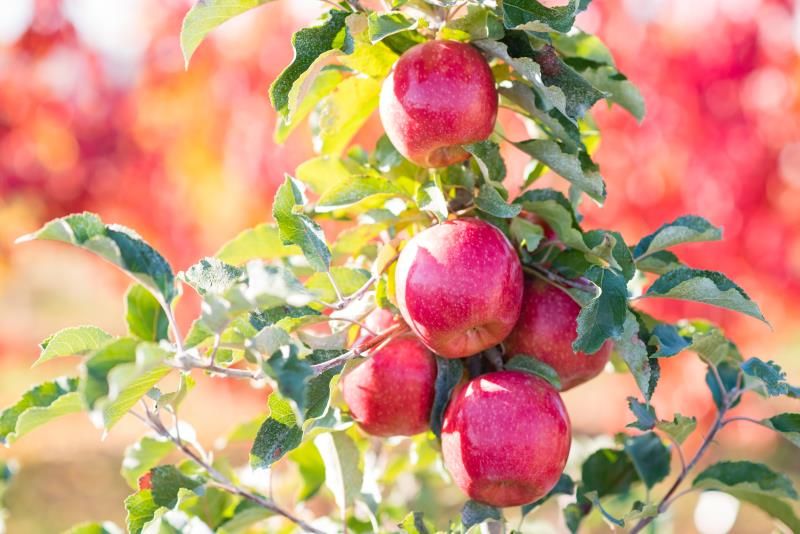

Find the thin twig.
[
  {"left": 311, "top": 322, "right": 408, "bottom": 375},
  {"left": 522, "top": 265, "right": 596, "bottom": 294},
  {"left": 722, "top": 415, "right": 765, "bottom": 427},
  {"left": 208, "top": 334, "right": 222, "bottom": 367},
  {"left": 662, "top": 432, "right": 687, "bottom": 472}
]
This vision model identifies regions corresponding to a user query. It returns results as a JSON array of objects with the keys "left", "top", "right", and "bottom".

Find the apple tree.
[{"left": 3, "top": 0, "right": 799, "bottom": 532}]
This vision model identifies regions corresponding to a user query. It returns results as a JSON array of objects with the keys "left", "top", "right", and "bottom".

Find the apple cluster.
[{"left": 342, "top": 41, "right": 611, "bottom": 509}]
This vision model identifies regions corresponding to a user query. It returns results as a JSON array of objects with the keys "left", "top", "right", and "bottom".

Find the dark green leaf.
[
  {"left": 581, "top": 448, "right": 639, "bottom": 498},
  {"left": 270, "top": 10, "right": 351, "bottom": 114},
  {"left": 461, "top": 500, "right": 501, "bottom": 528},
  {"left": 0, "top": 377, "right": 81, "bottom": 445},
  {"left": 502, "top": 0, "right": 585, "bottom": 33},
  {"left": 510, "top": 217, "right": 544, "bottom": 252},
  {"left": 742, "top": 358, "right": 797, "bottom": 397},
  {"left": 430, "top": 356, "right": 463, "bottom": 439},
  {"left": 250, "top": 393, "right": 303, "bottom": 469},
  {"left": 573, "top": 267, "right": 628, "bottom": 354},
  {"left": 514, "top": 139, "right": 605, "bottom": 202},
  {"left": 273, "top": 176, "right": 331, "bottom": 272},
  {"left": 125, "top": 285, "right": 169, "bottom": 342},
  {"left": 181, "top": 0, "right": 276, "bottom": 67},
  {"left": 150, "top": 465, "right": 203, "bottom": 508},
  {"left": 505, "top": 355, "right": 561, "bottom": 390},
  {"left": 475, "top": 184, "right": 522, "bottom": 219},
  {"left": 36, "top": 326, "right": 113, "bottom": 366},
  {"left": 648, "top": 323, "right": 690, "bottom": 358},
  {"left": 644, "top": 268, "right": 767, "bottom": 323},
  {"left": 725, "top": 491, "right": 800, "bottom": 531},
  {"left": 626, "top": 397, "right": 656, "bottom": 431},
  {"left": 263, "top": 347, "right": 314, "bottom": 417},
  {"left": 634, "top": 215, "right": 722, "bottom": 259},
  {"left": 18, "top": 212, "right": 177, "bottom": 304},
  {"left": 623, "top": 432, "right": 670, "bottom": 488},
  {"left": 693, "top": 461, "right": 798, "bottom": 500},
  {"left": 465, "top": 141, "right": 507, "bottom": 184},
  {"left": 499, "top": 81, "right": 580, "bottom": 150},
  {"left": 367, "top": 12, "right": 417, "bottom": 43},
  {"left": 706, "top": 361, "right": 741, "bottom": 410},
  {"left": 762, "top": 413, "right": 800, "bottom": 447}
]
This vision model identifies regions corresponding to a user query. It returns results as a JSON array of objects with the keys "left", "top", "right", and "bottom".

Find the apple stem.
[
  {"left": 311, "top": 322, "right": 409, "bottom": 375},
  {"left": 129, "top": 404, "right": 326, "bottom": 534}
]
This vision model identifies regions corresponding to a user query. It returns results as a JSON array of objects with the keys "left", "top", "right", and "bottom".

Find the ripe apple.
[
  {"left": 395, "top": 218, "right": 523, "bottom": 358},
  {"left": 441, "top": 370, "right": 571, "bottom": 507},
  {"left": 379, "top": 40, "right": 498, "bottom": 168},
  {"left": 341, "top": 312, "right": 436, "bottom": 437},
  {"left": 504, "top": 277, "right": 611, "bottom": 390}
]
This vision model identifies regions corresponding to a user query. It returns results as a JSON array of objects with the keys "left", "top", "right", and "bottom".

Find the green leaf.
[
  {"left": 499, "top": 81, "right": 580, "bottom": 150},
  {"left": 502, "top": 0, "right": 585, "bottom": 33},
  {"left": 314, "top": 431, "right": 363, "bottom": 512},
  {"left": 151, "top": 465, "right": 203, "bottom": 508},
  {"left": 62, "top": 521, "right": 122, "bottom": 534},
  {"left": 461, "top": 500, "right": 501, "bottom": 529},
  {"left": 521, "top": 474, "right": 574, "bottom": 517},
  {"left": 124, "top": 490, "right": 160, "bottom": 534},
  {"left": 312, "top": 75, "right": 382, "bottom": 156},
  {"left": 465, "top": 141, "right": 507, "bottom": 185},
  {"left": 122, "top": 435, "right": 176, "bottom": 489},
  {"left": 180, "top": 0, "right": 275, "bottom": 67},
  {"left": 680, "top": 321, "right": 742, "bottom": 366},
  {"left": 510, "top": 217, "right": 544, "bottom": 252},
  {"left": 706, "top": 361, "right": 742, "bottom": 410},
  {"left": 634, "top": 215, "right": 722, "bottom": 259},
  {"left": 505, "top": 355, "right": 561, "bottom": 390},
  {"left": 316, "top": 175, "right": 405, "bottom": 212},
  {"left": 273, "top": 176, "right": 331, "bottom": 272},
  {"left": 626, "top": 397, "right": 656, "bottom": 431},
  {"left": 693, "top": 461, "right": 798, "bottom": 500},
  {"left": 573, "top": 267, "right": 627, "bottom": 353},
  {"left": 125, "top": 285, "right": 169, "bottom": 342},
  {"left": 367, "top": 12, "right": 417, "bottom": 43},
  {"left": 215, "top": 223, "right": 300, "bottom": 265},
  {"left": 581, "top": 448, "right": 639, "bottom": 498},
  {"left": 295, "top": 156, "right": 353, "bottom": 195},
  {"left": 514, "top": 139, "right": 605, "bottom": 203},
  {"left": 636, "top": 250, "right": 684, "bottom": 275},
  {"left": 566, "top": 59, "right": 645, "bottom": 122},
  {"left": 0, "top": 377, "right": 81, "bottom": 445},
  {"left": 398, "top": 511, "right": 434, "bottom": 534},
  {"left": 287, "top": 441, "right": 326, "bottom": 501},
  {"left": 762, "top": 413, "right": 800, "bottom": 447},
  {"left": 443, "top": 6, "right": 504, "bottom": 41},
  {"left": 263, "top": 347, "right": 313, "bottom": 417},
  {"left": 430, "top": 356, "right": 463, "bottom": 440},
  {"left": 416, "top": 181, "right": 449, "bottom": 223},
  {"left": 182, "top": 257, "right": 243, "bottom": 296},
  {"left": 648, "top": 323, "right": 690, "bottom": 358},
  {"left": 36, "top": 326, "right": 113, "bottom": 366},
  {"left": 217, "top": 502, "right": 273, "bottom": 534},
  {"left": 514, "top": 189, "right": 585, "bottom": 249},
  {"left": 305, "top": 266, "right": 371, "bottom": 305},
  {"left": 475, "top": 184, "right": 522, "bottom": 219},
  {"left": 741, "top": 358, "right": 797, "bottom": 397},
  {"left": 612, "top": 311, "right": 654, "bottom": 400},
  {"left": 623, "top": 432, "right": 670, "bottom": 488},
  {"left": 18, "top": 212, "right": 177, "bottom": 304},
  {"left": 724, "top": 490, "right": 800, "bottom": 532},
  {"left": 270, "top": 10, "right": 351, "bottom": 114},
  {"left": 276, "top": 63, "right": 345, "bottom": 143},
  {"left": 250, "top": 393, "right": 303, "bottom": 470},
  {"left": 644, "top": 268, "right": 767, "bottom": 323},
  {"left": 656, "top": 414, "right": 697, "bottom": 445}
]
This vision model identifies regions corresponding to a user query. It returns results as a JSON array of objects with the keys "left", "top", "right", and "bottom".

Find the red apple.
[
  {"left": 504, "top": 277, "right": 611, "bottom": 390},
  {"left": 395, "top": 218, "right": 523, "bottom": 358},
  {"left": 341, "top": 313, "right": 436, "bottom": 437},
  {"left": 441, "top": 370, "right": 571, "bottom": 507},
  {"left": 379, "top": 40, "right": 498, "bottom": 168}
]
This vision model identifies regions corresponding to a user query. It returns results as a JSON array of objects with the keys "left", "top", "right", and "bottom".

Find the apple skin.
[
  {"left": 441, "top": 370, "right": 571, "bottom": 507},
  {"left": 504, "top": 277, "right": 612, "bottom": 390},
  {"left": 379, "top": 40, "right": 498, "bottom": 168},
  {"left": 341, "top": 312, "right": 436, "bottom": 437},
  {"left": 395, "top": 218, "right": 523, "bottom": 358}
]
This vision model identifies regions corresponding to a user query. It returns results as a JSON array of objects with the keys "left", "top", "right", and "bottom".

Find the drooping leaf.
[
  {"left": 499, "top": 81, "right": 580, "bottom": 150},
  {"left": 461, "top": 500, "right": 502, "bottom": 529},
  {"left": 36, "top": 326, "right": 113, "bottom": 366},
  {"left": 581, "top": 447, "right": 639, "bottom": 498},
  {"left": 250, "top": 393, "right": 303, "bottom": 470},
  {"left": 0, "top": 377, "right": 81, "bottom": 445},
  {"left": 634, "top": 215, "right": 722, "bottom": 259},
  {"left": 270, "top": 10, "right": 351, "bottom": 114},
  {"left": 314, "top": 431, "right": 363, "bottom": 512},
  {"left": 502, "top": 0, "right": 586, "bottom": 33},
  {"left": 505, "top": 355, "right": 561, "bottom": 390},
  {"left": 182, "top": 257, "right": 243, "bottom": 296},
  {"left": 648, "top": 323, "right": 691, "bottom": 358},
  {"left": 180, "top": 0, "right": 276, "bottom": 67},
  {"left": 18, "top": 212, "right": 177, "bottom": 304},
  {"left": 693, "top": 461, "right": 798, "bottom": 500},
  {"left": 316, "top": 175, "right": 405, "bottom": 212},
  {"left": 573, "top": 267, "right": 628, "bottom": 355},
  {"left": 273, "top": 176, "right": 331, "bottom": 272},
  {"left": 570, "top": 61, "right": 645, "bottom": 121},
  {"left": 644, "top": 268, "right": 767, "bottom": 323},
  {"left": 762, "top": 413, "right": 800, "bottom": 447},
  {"left": 465, "top": 141, "right": 507, "bottom": 185},
  {"left": 122, "top": 435, "right": 176, "bottom": 489},
  {"left": 215, "top": 224, "right": 300, "bottom": 265},
  {"left": 429, "top": 357, "right": 464, "bottom": 440},
  {"left": 515, "top": 139, "right": 605, "bottom": 203},
  {"left": 626, "top": 397, "right": 656, "bottom": 431},
  {"left": 623, "top": 432, "right": 671, "bottom": 488},
  {"left": 125, "top": 285, "right": 169, "bottom": 342},
  {"left": 474, "top": 184, "right": 522, "bottom": 219}
]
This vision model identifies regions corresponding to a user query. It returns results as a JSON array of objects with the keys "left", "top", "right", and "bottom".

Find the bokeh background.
[{"left": 0, "top": 0, "right": 798, "bottom": 532}]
